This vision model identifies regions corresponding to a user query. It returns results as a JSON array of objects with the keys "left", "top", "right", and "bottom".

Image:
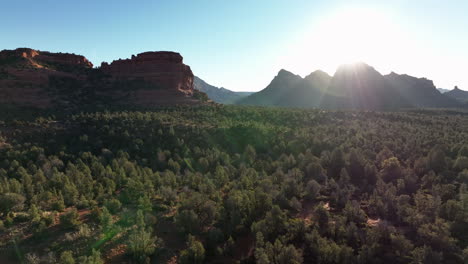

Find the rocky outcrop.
[
  {"left": 0, "top": 48, "right": 93, "bottom": 68},
  {"left": 0, "top": 48, "right": 93, "bottom": 108},
  {"left": 101, "top": 51, "right": 194, "bottom": 96},
  {"left": 0, "top": 48, "right": 200, "bottom": 108}
]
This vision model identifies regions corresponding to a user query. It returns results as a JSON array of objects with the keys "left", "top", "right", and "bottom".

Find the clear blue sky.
[{"left": 2, "top": 0, "right": 467, "bottom": 91}]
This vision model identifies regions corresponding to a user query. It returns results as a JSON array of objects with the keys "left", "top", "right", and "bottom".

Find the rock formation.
[
  {"left": 0, "top": 48, "right": 93, "bottom": 108},
  {"left": 0, "top": 48, "right": 200, "bottom": 108},
  {"left": 100, "top": 51, "right": 193, "bottom": 96},
  {"left": 1, "top": 48, "right": 93, "bottom": 68}
]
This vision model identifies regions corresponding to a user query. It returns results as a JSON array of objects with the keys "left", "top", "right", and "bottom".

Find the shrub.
[
  {"left": 60, "top": 208, "right": 81, "bottom": 229},
  {"left": 0, "top": 193, "right": 26, "bottom": 214},
  {"left": 104, "top": 198, "right": 121, "bottom": 214},
  {"left": 60, "top": 250, "right": 75, "bottom": 264}
]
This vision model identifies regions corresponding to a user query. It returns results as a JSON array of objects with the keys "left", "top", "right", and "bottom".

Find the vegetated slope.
[
  {"left": 0, "top": 105, "right": 467, "bottom": 263},
  {"left": 193, "top": 76, "right": 252, "bottom": 104}
]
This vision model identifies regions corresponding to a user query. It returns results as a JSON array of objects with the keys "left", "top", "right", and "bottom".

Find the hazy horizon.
[{"left": 2, "top": 0, "right": 467, "bottom": 92}]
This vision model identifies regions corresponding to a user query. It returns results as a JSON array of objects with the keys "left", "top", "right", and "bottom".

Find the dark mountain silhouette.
[
  {"left": 238, "top": 69, "right": 303, "bottom": 106},
  {"left": 445, "top": 86, "right": 468, "bottom": 102},
  {"left": 238, "top": 69, "right": 334, "bottom": 107},
  {"left": 239, "top": 63, "right": 463, "bottom": 110},
  {"left": 384, "top": 72, "right": 460, "bottom": 108},
  {"left": 193, "top": 76, "right": 252, "bottom": 104},
  {"left": 281, "top": 70, "right": 332, "bottom": 107},
  {"left": 321, "top": 63, "right": 408, "bottom": 109}
]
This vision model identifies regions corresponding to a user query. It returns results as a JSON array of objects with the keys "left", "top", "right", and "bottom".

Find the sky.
[{"left": 2, "top": 0, "right": 467, "bottom": 92}]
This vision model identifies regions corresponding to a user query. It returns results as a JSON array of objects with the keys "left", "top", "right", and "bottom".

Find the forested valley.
[{"left": 0, "top": 106, "right": 467, "bottom": 263}]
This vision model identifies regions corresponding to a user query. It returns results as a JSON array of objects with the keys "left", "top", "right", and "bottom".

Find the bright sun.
[
  {"left": 318, "top": 8, "right": 393, "bottom": 63},
  {"left": 281, "top": 7, "right": 410, "bottom": 76}
]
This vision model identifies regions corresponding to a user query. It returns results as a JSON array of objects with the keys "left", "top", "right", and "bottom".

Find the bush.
[
  {"left": 43, "top": 212, "right": 55, "bottom": 226},
  {"left": 180, "top": 235, "right": 205, "bottom": 264},
  {"left": 127, "top": 227, "right": 161, "bottom": 262},
  {"left": 0, "top": 193, "right": 26, "bottom": 214},
  {"left": 60, "top": 250, "right": 75, "bottom": 264},
  {"left": 25, "top": 253, "right": 40, "bottom": 264},
  {"left": 104, "top": 198, "right": 122, "bottom": 214},
  {"left": 4, "top": 213, "right": 14, "bottom": 227},
  {"left": 78, "top": 249, "right": 103, "bottom": 264},
  {"left": 60, "top": 208, "right": 81, "bottom": 229}
]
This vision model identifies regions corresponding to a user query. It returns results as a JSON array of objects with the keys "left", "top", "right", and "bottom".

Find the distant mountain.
[
  {"left": 384, "top": 72, "right": 459, "bottom": 108},
  {"left": 193, "top": 76, "right": 252, "bottom": 104},
  {"left": 239, "top": 63, "right": 463, "bottom": 110},
  {"left": 282, "top": 70, "right": 332, "bottom": 107},
  {"left": 445, "top": 86, "right": 468, "bottom": 102},
  {"left": 239, "top": 69, "right": 302, "bottom": 106},
  {"left": 437, "top": 88, "right": 450, "bottom": 93},
  {"left": 238, "top": 69, "right": 333, "bottom": 107},
  {"left": 321, "top": 63, "right": 408, "bottom": 109}
]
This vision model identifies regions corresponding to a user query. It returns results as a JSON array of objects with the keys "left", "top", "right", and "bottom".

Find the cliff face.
[
  {"left": 0, "top": 48, "right": 93, "bottom": 108},
  {"left": 0, "top": 48, "right": 199, "bottom": 108},
  {"left": 1, "top": 48, "right": 93, "bottom": 68},
  {"left": 101, "top": 51, "right": 194, "bottom": 96}
]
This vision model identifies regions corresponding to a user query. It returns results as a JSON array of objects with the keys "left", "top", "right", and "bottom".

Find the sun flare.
[
  {"left": 282, "top": 7, "right": 409, "bottom": 76},
  {"left": 319, "top": 8, "right": 395, "bottom": 63}
]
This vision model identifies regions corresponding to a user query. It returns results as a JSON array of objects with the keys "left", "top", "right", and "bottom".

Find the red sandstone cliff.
[
  {"left": 0, "top": 48, "right": 93, "bottom": 107},
  {"left": 101, "top": 51, "right": 194, "bottom": 97},
  {"left": 0, "top": 48, "right": 93, "bottom": 69},
  {"left": 0, "top": 48, "right": 200, "bottom": 108}
]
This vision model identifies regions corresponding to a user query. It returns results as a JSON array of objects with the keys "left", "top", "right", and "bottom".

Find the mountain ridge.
[
  {"left": 239, "top": 63, "right": 463, "bottom": 109},
  {"left": 445, "top": 86, "right": 468, "bottom": 103},
  {"left": 193, "top": 76, "right": 252, "bottom": 104}
]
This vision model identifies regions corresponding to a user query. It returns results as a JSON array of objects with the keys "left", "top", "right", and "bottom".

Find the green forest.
[{"left": 0, "top": 105, "right": 467, "bottom": 263}]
